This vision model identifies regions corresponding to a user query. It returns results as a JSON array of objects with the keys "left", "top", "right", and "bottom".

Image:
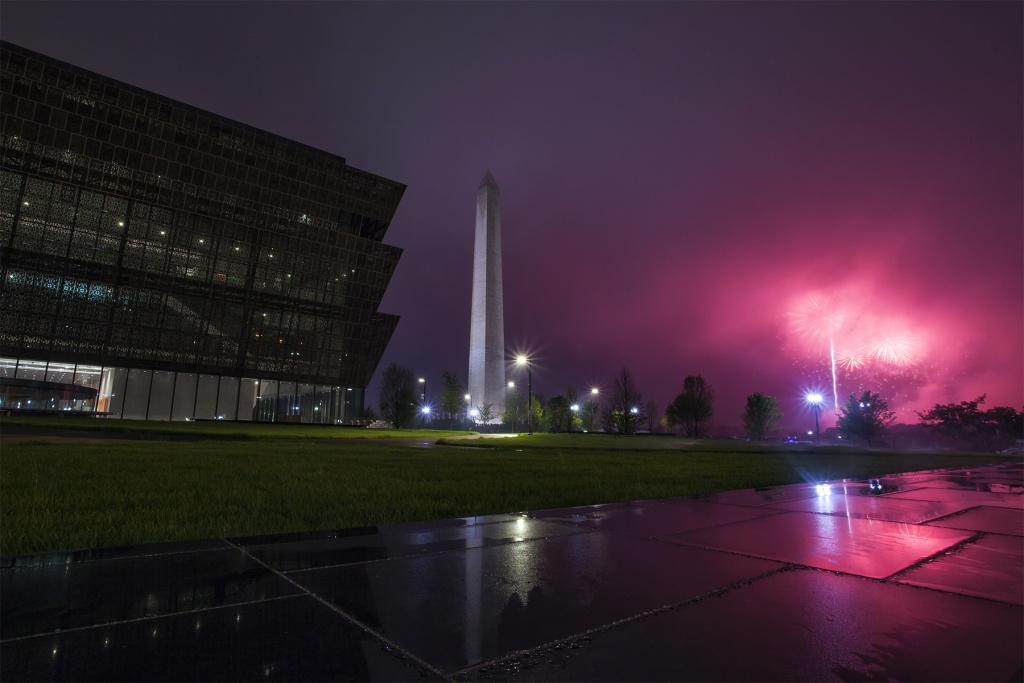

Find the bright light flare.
[
  {"left": 815, "top": 484, "right": 831, "bottom": 496},
  {"left": 805, "top": 392, "right": 824, "bottom": 405}
]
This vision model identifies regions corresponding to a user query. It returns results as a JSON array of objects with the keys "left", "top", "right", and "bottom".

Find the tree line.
[{"left": 375, "top": 362, "right": 1022, "bottom": 449}]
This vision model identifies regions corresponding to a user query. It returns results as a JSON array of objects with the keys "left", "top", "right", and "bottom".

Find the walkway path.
[{"left": 1, "top": 462, "right": 1021, "bottom": 681}]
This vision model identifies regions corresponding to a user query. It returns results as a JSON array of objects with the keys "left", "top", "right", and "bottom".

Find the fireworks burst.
[
  {"left": 836, "top": 349, "right": 868, "bottom": 371},
  {"left": 868, "top": 335, "right": 917, "bottom": 366},
  {"left": 786, "top": 291, "right": 932, "bottom": 422},
  {"left": 790, "top": 294, "right": 845, "bottom": 353},
  {"left": 789, "top": 293, "right": 843, "bottom": 416}
]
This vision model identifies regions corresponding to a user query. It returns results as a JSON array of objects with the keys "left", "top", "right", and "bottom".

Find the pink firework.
[
  {"left": 836, "top": 349, "right": 868, "bottom": 371},
  {"left": 868, "top": 335, "right": 918, "bottom": 366},
  {"left": 789, "top": 294, "right": 845, "bottom": 352}
]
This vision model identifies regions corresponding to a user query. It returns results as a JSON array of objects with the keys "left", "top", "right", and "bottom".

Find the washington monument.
[{"left": 468, "top": 170, "right": 505, "bottom": 421}]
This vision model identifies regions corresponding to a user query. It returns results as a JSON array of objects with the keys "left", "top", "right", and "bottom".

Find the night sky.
[{"left": 3, "top": 2, "right": 1021, "bottom": 431}]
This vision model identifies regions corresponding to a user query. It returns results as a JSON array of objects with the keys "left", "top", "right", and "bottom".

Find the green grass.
[
  {"left": 0, "top": 415, "right": 470, "bottom": 440},
  {"left": 1, "top": 430, "right": 1012, "bottom": 556}
]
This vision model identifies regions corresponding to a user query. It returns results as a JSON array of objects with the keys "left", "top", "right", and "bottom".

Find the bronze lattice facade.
[{"left": 0, "top": 42, "right": 405, "bottom": 422}]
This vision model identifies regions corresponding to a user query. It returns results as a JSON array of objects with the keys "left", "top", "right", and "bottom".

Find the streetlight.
[
  {"left": 464, "top": 393, "right": 471, "bottom": 426},
  {"left": 806, "top": 392, "right": 823, "bottom": 443},
  {"left": 516, "top": 355, "right": 532, "bottom": 435},
  {"left": 418, "top": 378, "right": 426, "bottom": 405},
  {"left": 570, "top": 403, "right": 579, "bottom": 434}
]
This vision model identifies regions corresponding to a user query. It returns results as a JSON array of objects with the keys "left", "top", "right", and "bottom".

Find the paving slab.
[
  {"left": 897, "top": 478, "right": 1024, "bottom": 493},
  {"left": 883, "top": 487, "right": 1024, "bottom": 509},
  {"left": 895, "top": 534, "right": 1024, "bottom": 605},
  {"left": 530, "top": 499, "right": 785, "bottom": 538},
  {"left": 289, "top": 532, "right": 781, "bottom": 673},
  {"left": 696, "top": 482, "right": 821, "bottom": 507},
  {"left": 766, "top": 492, "right": 965, "bottom": 524},
  {"left": 924, "top": 505, "right": 1024, "bottom": 535},
  {"left": 473, "top": 568, "right": 1023, "bottom": 682},
  {"left": 665, "top": 511, "right": 971, "bottom": 578},
  {"left": 240, "top": 518, "right": 589, "bottom": 571},
  {"left": 0, "top": 595, "right": 439, "bottom": 682},
  {"left": 0, "top": 548, "right": 302, "bottom": 640}
]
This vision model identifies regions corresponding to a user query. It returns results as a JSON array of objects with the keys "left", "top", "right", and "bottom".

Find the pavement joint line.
[
  {"left": 0, "top": 594, "right": 302, "bottom": 644},
  {"left": 448, "top": 564, "right": 795, "bottom": 679},
  {"left": 221, "top": 515, "right": 530, "bottom": 549},
  {"left": 232, "top": 541, "right": 454, "bottom": 682},
  {"left": 530, "top": 506, "right": 796, "bottom": 540},
  {"left": 263, "top": 527, "right": 600, "bottom": 575},
  {"left": 883, "top": 531, "right": 986, "bottom": 582},
  {"left": 918, "top": 504, "right": 986, "bottom": 525}
]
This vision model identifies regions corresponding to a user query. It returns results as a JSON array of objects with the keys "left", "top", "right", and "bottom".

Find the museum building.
[{"left": 0, "top": 42, "right": 405, "bottom": 422}]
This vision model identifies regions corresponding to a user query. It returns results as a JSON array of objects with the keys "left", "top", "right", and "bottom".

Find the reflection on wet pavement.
[
  {"left": 477, "top": 569, "right": 1022, "bottom": 682},
  {"left": 766, "top": 492, "right": 965, "bottom": 523},
  {"left": 665, "top": 510, "right": 971, "bottom": 579},
  {"left": 1, "top": 461, "right": 1021, "bottom": 681},
  {"left": 896, "top": 533, "right": 1024, "bottom": 605}
]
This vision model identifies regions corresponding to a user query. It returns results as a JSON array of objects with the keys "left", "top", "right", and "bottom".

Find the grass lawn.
[
  {"left": 0, "top": 424, "right": 1013, "bottom": 556},
  {"left": 0, "top": 414, "right": 469, "bottom": 440}
]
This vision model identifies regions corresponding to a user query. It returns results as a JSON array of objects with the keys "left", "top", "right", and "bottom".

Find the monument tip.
[{"left": 480, "top": 169, "right": 497, "bottom": 187}]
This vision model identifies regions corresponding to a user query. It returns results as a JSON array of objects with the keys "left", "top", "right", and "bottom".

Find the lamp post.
[
  {"left": 806, "top": 392, "right": 823, "bottom": 443},
  {"left": 508, "top": 381, "right": 518, "bottom": 433},
  {"left": 516, "top": 355, "right": 532, "bottom": 435},
  {"left": 418, "top": 378, "right": 426, "bottom": 405},
  {"left": 570, "top": 404, "right": 579, "bottom": 434}
]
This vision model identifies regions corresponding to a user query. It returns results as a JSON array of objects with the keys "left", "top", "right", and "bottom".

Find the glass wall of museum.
[{"left": 0, "top": 357, "right": 365, "bottom": 423}]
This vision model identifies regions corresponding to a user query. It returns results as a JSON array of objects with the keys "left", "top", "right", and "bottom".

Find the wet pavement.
[{"left": 1, "top": 462, "right": 1021, "bottom": 681}]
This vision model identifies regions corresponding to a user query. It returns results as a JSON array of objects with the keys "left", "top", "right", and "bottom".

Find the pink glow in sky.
[{"left": 3, "top": 2, "right": 1020, "bottom": 432}]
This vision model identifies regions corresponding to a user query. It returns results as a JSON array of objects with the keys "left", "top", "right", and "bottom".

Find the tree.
[
  {"left": 438, "top": 370, "right": 466, "bottom": 430},
  {"left": 917, "top": 395, "right": 986, "bottom": 444},
  {"left": 837, "top": 391, "right": 895, "bottom": 446},
  {"left": 580, "top": 399, "right": 600, "bottom": 432},
  {"left": 378, "top": 363, "right": 417, "bottom": 429},
  {"left": 529, "top": 395, "right": 545, "bottom": 433},
  {"left": 742, "top": 392, "right": 782, "bottom": 441},
  {"left": 986, "top": 405, "right": 1024, "bottom": 447},
  {"left": 546, "top": 395, "right": 569, "bottom": 432},
  {"left": 644, "top": 400, "right": 658, "bottom": 433},
  {"left": 501, "top": 387, "right": 528, "bottom": 431},
  {"left": 601, "top": 367, "right": 644, "bottom": 435},
  {"left": 564, "top": 385, "right": 580, "bottom": 433},
  {"left": 666, "top": 375, "right": 715, "bottom": 437},
  {"left": 918, "top": 395, "right": 1023, "bottom": 449},
  {"left": 477, "top": 402, "right": 496, "bottom": 425},
  {"left": 661, "top": 409, "right": 677, "bottom": 434}
]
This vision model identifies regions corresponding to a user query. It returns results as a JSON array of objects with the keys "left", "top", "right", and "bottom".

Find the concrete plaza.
[{"left": 1, "top": 462, "right": 1021, "bottom": 681}]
